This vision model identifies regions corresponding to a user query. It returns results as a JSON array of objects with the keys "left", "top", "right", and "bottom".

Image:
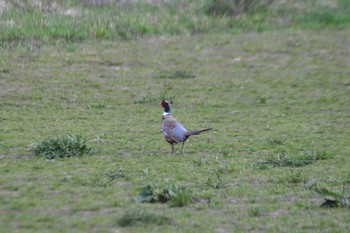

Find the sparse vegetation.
[
  {"left": 206, "top": 0, "right": 274, "bottom": 16},
  {"left": 92, "top": 164, "right": 128, "bottom": 187},
  {"left": 255, "top": 150, "right": 331, "bottom": 168},
  {"left": 277, "top": 169, "right": 305, "bottom": 184},
  {"left": 117, "top": 209, "right": 172, "bottom": 227}
]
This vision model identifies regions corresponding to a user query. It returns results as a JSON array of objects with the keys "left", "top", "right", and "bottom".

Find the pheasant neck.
[{"left": 163, "top": 105, "right": 171, "bottom": 115}]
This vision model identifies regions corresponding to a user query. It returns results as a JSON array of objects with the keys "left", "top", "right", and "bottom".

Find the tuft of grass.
[
  {"left": 33, "top": 134, "right": 94, "bottom": 159},
  {"left": 117, "top": 209, "right": 172, "bottom": 227},
  {"left": 206, "top": 171, "right": 227, "bottom": 189},
  {"left": 248, "top": 206, "right": 263, "bottom": 217},
  {"left": 255, "top": 150, "right": 331, "bottom": 168},
  {"left": 168, "top": 187, "right": 193, "bottom": 208}
]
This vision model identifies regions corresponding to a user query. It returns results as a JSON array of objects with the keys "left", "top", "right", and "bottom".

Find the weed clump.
[
  {"left": 33, "top": 134, "right": 94, "bottom": 159},
  {"left": 134, "top": 184, "right": 192, "bottom": 207}
]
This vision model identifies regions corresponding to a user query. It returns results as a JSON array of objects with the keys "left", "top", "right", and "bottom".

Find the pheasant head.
[{"left": 161, "top": 99, "right": 173, "bottom": 115}]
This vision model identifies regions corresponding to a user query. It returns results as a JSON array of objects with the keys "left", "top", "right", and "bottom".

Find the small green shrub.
[
  {"left": 33, "top": 134, "right": 94, "bottom": 159},
  {"left": 134, "top": 183, "right": 192, "bottom": 207},
  {"left": 117, "top": 209, "right": 172, "bottom": 227}
]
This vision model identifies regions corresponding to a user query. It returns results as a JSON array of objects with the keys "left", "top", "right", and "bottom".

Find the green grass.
[
  {"left": 1, "top": 0, "right": 350, "bottom": 232},
  {"left": 117, "top": 209, "right": 173, "bottom": 227},
  {"left": 0, "top": 0, "right": 350, "bottom": 47}
]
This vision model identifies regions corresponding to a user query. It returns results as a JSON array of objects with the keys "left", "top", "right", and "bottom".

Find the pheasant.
[{"left": 161, "top": 99, "right": 211, "bottom": 154}]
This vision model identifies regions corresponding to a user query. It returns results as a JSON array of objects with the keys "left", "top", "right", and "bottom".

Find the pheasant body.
[
  {"left": 161, "top": 100, "right": 211, "bottom": 154},
  {"left": 162, "top": 114, "right": 185, "bottom": 141}
]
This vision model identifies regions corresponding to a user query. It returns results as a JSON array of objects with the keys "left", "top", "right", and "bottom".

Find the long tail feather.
[{"left": 185, "top": 128, "right": 212, "bottom": 137}]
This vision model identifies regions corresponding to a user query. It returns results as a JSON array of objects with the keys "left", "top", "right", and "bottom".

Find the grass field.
[{"left": 1, "top": 0, "right": 350, "bottom": 232}]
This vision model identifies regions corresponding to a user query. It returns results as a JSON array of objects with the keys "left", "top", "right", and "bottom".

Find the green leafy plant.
[
  {"left": 308, "top": 183, "right": 349, "bottom": 208},
  {"left": 134, "top": 184, "right": 158, "bottom": 203},
  {"left": 134, "top": 183, "right": 192, "bottom": 207},
  {"left": 33, "top": 134, "right": 94, "bottom": 159}
]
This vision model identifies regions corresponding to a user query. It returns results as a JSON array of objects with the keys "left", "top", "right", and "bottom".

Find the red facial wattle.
[{"left": 161, "top": 100, "right": 167, "bottom": 108}]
